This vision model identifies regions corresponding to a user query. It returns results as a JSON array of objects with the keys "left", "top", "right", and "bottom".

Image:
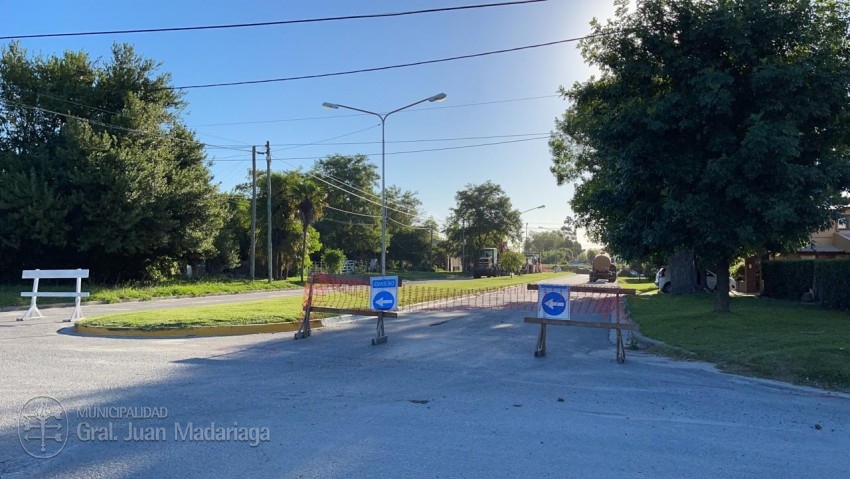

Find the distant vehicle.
[
  {"left": 521, "top": 253, "right": 541, "bottom": 274},
  {"left": 655, "top": 267, "right": 737, "bottom": 293},
  {"left": 473, "top": 248, "right": 502, "bottom": 278},
  {"left": 589, "top": 253, "right": 617, "bottom": 283}
]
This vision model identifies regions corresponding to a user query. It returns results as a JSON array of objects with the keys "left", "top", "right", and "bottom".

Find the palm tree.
[{"left": 296, "top": 178, "right": 325, "bottom": 281}]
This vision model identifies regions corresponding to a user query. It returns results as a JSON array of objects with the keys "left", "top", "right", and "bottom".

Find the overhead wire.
[
  {"left": 5, "top": 100, "right": 252, "bottom": 153},
  {"left": 212, "top": 135, "right": 550, "bottom": 161},
  {"left": 190, "top": 95, "right": 559, "bottom": 127},
  {"left": 1, "top": 1, "right": 547, "bottom": 40},
  {"left": 171, "top": 35, "right": 607, "bottom": 90}
]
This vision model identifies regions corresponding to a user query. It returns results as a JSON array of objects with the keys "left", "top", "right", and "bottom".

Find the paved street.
[{"left": 1, "top": 281, "right": 849, "bottom": 478}]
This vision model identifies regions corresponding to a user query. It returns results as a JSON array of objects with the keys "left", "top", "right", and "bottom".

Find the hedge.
[{"left": 762, "top": 259, "right": 850, "bottom": 310}]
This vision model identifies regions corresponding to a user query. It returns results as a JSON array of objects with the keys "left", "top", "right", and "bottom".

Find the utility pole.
[
  {"left": 250, "top": 146, "right": 257, "bottom": 280},
  {"left": 461, "top": 217, "right": 466, "bottom": 273},
  {"left": 265, "top": 141, "right": 273, "bottom": 283}
]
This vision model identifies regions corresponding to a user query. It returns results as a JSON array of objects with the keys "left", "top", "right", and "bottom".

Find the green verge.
[
  {"left": 0, "top": 278, "right": 301, "bottom": 308},
  {"left": 79, "top": 297, "right": 307, "bottom": 330},
  {"left": 77, "top": 272, "right": 571, "bottom": 330},
  {"left": 617, "top": 277, "right": 659, "bottom": 293},
  {"left": 628, "top": 293, "right": 850, "bottom": 390}
]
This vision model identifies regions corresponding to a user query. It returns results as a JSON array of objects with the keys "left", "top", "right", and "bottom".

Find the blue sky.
[{"left": 3, "top": 0, "right": 617, "bottom": 247}]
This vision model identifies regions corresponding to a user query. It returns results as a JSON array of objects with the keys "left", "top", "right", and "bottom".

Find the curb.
[{"left": 74, "top": 319, "right": 323, "bottom": 338}]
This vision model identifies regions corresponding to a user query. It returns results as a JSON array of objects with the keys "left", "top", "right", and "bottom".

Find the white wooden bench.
[{"left": 19, "top": 269, "right": 90, "bottom": 322}]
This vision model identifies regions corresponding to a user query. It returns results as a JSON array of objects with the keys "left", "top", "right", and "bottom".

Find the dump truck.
[
  {"left": 472, "top": 247, "right": 501, "bottom": 278},
  {"left": 589, "top": 252, "right": 617, "bottom": 282}
]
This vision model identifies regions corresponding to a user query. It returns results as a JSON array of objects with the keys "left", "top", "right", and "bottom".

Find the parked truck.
[
  {"left": 589, "top": 252, "right": 617, "bottom": 283},
  {"left": 472, "top": 247, "right": 502, "bottom": 278}
]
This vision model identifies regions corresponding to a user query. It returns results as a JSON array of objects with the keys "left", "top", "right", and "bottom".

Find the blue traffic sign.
[
  {"left": 537, "top": 284, "right": 570, "bottom": 320},
  {"left": 541, "top": 291, "right": 567, "bottom": 316},
  {"left": 372, "top": 291, "right": 396, "bottom": 310}
]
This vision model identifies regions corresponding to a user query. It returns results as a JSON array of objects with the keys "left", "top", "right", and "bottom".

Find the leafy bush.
[
  {"left": 499, "top": 250, "right": 524, "bottom": 274},
  {"left": 143, "top": 257, "right": 181, "bottom": 284},
  {"left": 321, "top": 249, "right": 346, "bottom": 274}
]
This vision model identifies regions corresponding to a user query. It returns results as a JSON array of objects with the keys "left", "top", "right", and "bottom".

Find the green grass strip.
[
  {"left": 79, "top": 297, "right": 305, "bottom": 330},
  {"left": 628, "top": 293, "right": 850, "bottom": 390}
]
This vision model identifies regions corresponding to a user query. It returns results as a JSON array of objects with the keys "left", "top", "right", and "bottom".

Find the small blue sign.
[
  {"left": 371, "top": 278, "right": 397, "bottom": 289},
  {"left": 372, "top": 291, "right": 395, "bottom": 310},
  {"left": 540, "top": 291, "right": 567, "bottom": 316},
  {"left": 537, "top": 284, "right": 570, "bottom": 320}
]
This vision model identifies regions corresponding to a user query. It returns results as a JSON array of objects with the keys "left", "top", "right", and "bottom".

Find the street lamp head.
[
  {"left": 428, "top": 93, "right": 447, "bottom": 102},
  {"left": 321, "top": 102, "right": 339, "bottom": 110}
]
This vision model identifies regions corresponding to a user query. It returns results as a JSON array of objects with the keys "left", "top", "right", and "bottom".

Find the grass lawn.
[
  {"left": 79, "top": 297, "right": 307, "bottom": 330},
  {"left": 628, "top": 293, "right": 850, "bottom": 390},
  {"left": 0, "top": 277, "right": 302, "bottom": 308},
  {"left": 618, "top": 277, "right": 659, "bottom": 293}
]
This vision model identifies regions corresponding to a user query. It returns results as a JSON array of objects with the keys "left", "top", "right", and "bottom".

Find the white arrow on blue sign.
[
  {"left": 370, "top": 276, "right": 399, "bottom": 311},
  {"left": 537, "top": 284, "right": 570, "bottom": 320}
]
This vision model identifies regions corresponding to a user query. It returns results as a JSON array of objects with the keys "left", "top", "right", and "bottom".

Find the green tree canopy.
[
  {"left": 550, "top": 0, "right": 850, "bottom": 311},
  {"left": 0, "top": 42, "right": 225, "bottom": 282},
  {"left": 311, "top": 154, "right": 381, "bottom": 258},
  {"left": 446, "top": 181, "right": 523, "bottom": 270}
]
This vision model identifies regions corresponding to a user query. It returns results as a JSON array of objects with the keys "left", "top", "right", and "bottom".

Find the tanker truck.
[{"left": 589, "top": 252, "right": 617, "bottom": 283}]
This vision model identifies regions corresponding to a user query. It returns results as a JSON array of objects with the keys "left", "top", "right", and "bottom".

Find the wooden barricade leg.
[
  {"left": 616, "top": 329, "right": 625, "bottom": 364},
  {"left": 372, "top": 311, "right": 387, "bottom": 345},
  {"left": 534, "top": 323, "right": 547, "bottom": 357},
  {"left": 295, "top": 276, "right": 315, "bottom": 340}
]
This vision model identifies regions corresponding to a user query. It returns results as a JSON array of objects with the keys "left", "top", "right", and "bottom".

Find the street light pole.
[
  {"left": 520, "top": 204, "right": 545, "bottom": 252},
  {"left": 323, "top": 93, "right": 447, "bottom": 275}
]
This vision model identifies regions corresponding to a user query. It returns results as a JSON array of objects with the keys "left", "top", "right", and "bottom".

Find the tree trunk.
[
  {"left": 300, "top": 229, "right": 308, "bottom": 282},
  {"left": 714, "top": 256, "right": 731, "bottom": 313},
  {"left": 668, "top": 247, "right": 698, "bottom": 295}
]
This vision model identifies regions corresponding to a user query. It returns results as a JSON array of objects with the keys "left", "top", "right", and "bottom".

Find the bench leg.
[
  {"left": 66, "top": 299, "right": 84, "bottom": 322},
  {"left": 534, "top": 323, "right": 547, "bottom": 357},
  {"left": 18, "top": 304, "right": 44, "bottom": 321}
]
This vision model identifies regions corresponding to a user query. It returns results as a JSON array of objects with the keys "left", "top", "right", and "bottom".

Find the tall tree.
[
  {"left": 550, "top": 0, "right": 850, "bottom": 311},
  {"left": 0, "top": 42, "right": 225, "bottom": 282},
  {"left": 446, "top": 182, "right": 523, "bottom": 271},
  {"left": 295, "top": 178, "right": 326, "bottom": 281},
  {"left": 311, "top": 154, "right": 381, "bottom": 259}
]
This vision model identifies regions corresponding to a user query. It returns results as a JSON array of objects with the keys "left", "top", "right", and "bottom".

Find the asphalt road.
[{"left": 1, "top": 277, "right": 848, "bottom": 478}]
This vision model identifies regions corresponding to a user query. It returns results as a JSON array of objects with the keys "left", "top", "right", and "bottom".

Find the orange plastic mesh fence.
[{"left": 303, "top": 274, "right": 620, "bottom": 316}]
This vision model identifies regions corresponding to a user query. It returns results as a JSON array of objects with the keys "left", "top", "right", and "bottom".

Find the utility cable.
[
  {"left": 7, "top": 100, "right": 252, "bottom": 152},
  {"left": 171, "top": 34, "right": 608, "bottom": 90},
  {"left": 2, "top": 1, "right": 547, "bottom": 40},
  {"left": 191, "top": 95, "right": 559, "bottom": 127}
]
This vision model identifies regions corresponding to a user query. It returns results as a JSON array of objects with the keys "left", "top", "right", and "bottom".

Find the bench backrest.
[{"left": 22, "top": 269, "right": 90, "bottom": 279}]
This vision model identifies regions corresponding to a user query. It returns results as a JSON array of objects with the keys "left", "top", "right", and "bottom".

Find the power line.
[
  {"left": 213, "top": 135, "right": 550, "bottom": 161},
  {"left": 1, "top": 1, "right": 546, "bottom": 40},
  {"left": 325, "top": 205, "right": 380, "bottom": 219},
  {"left": 171, "top": 34, "right": 606, "bottom": 90},
  {"left": 6, "top": 100, "right": 252, "bottom": 153},
  {"left": 273, "top": 132, "right": 549, "bottom": 147},
  {"left": 190, "top": 95, "right": 559, "bottom": 127}
]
